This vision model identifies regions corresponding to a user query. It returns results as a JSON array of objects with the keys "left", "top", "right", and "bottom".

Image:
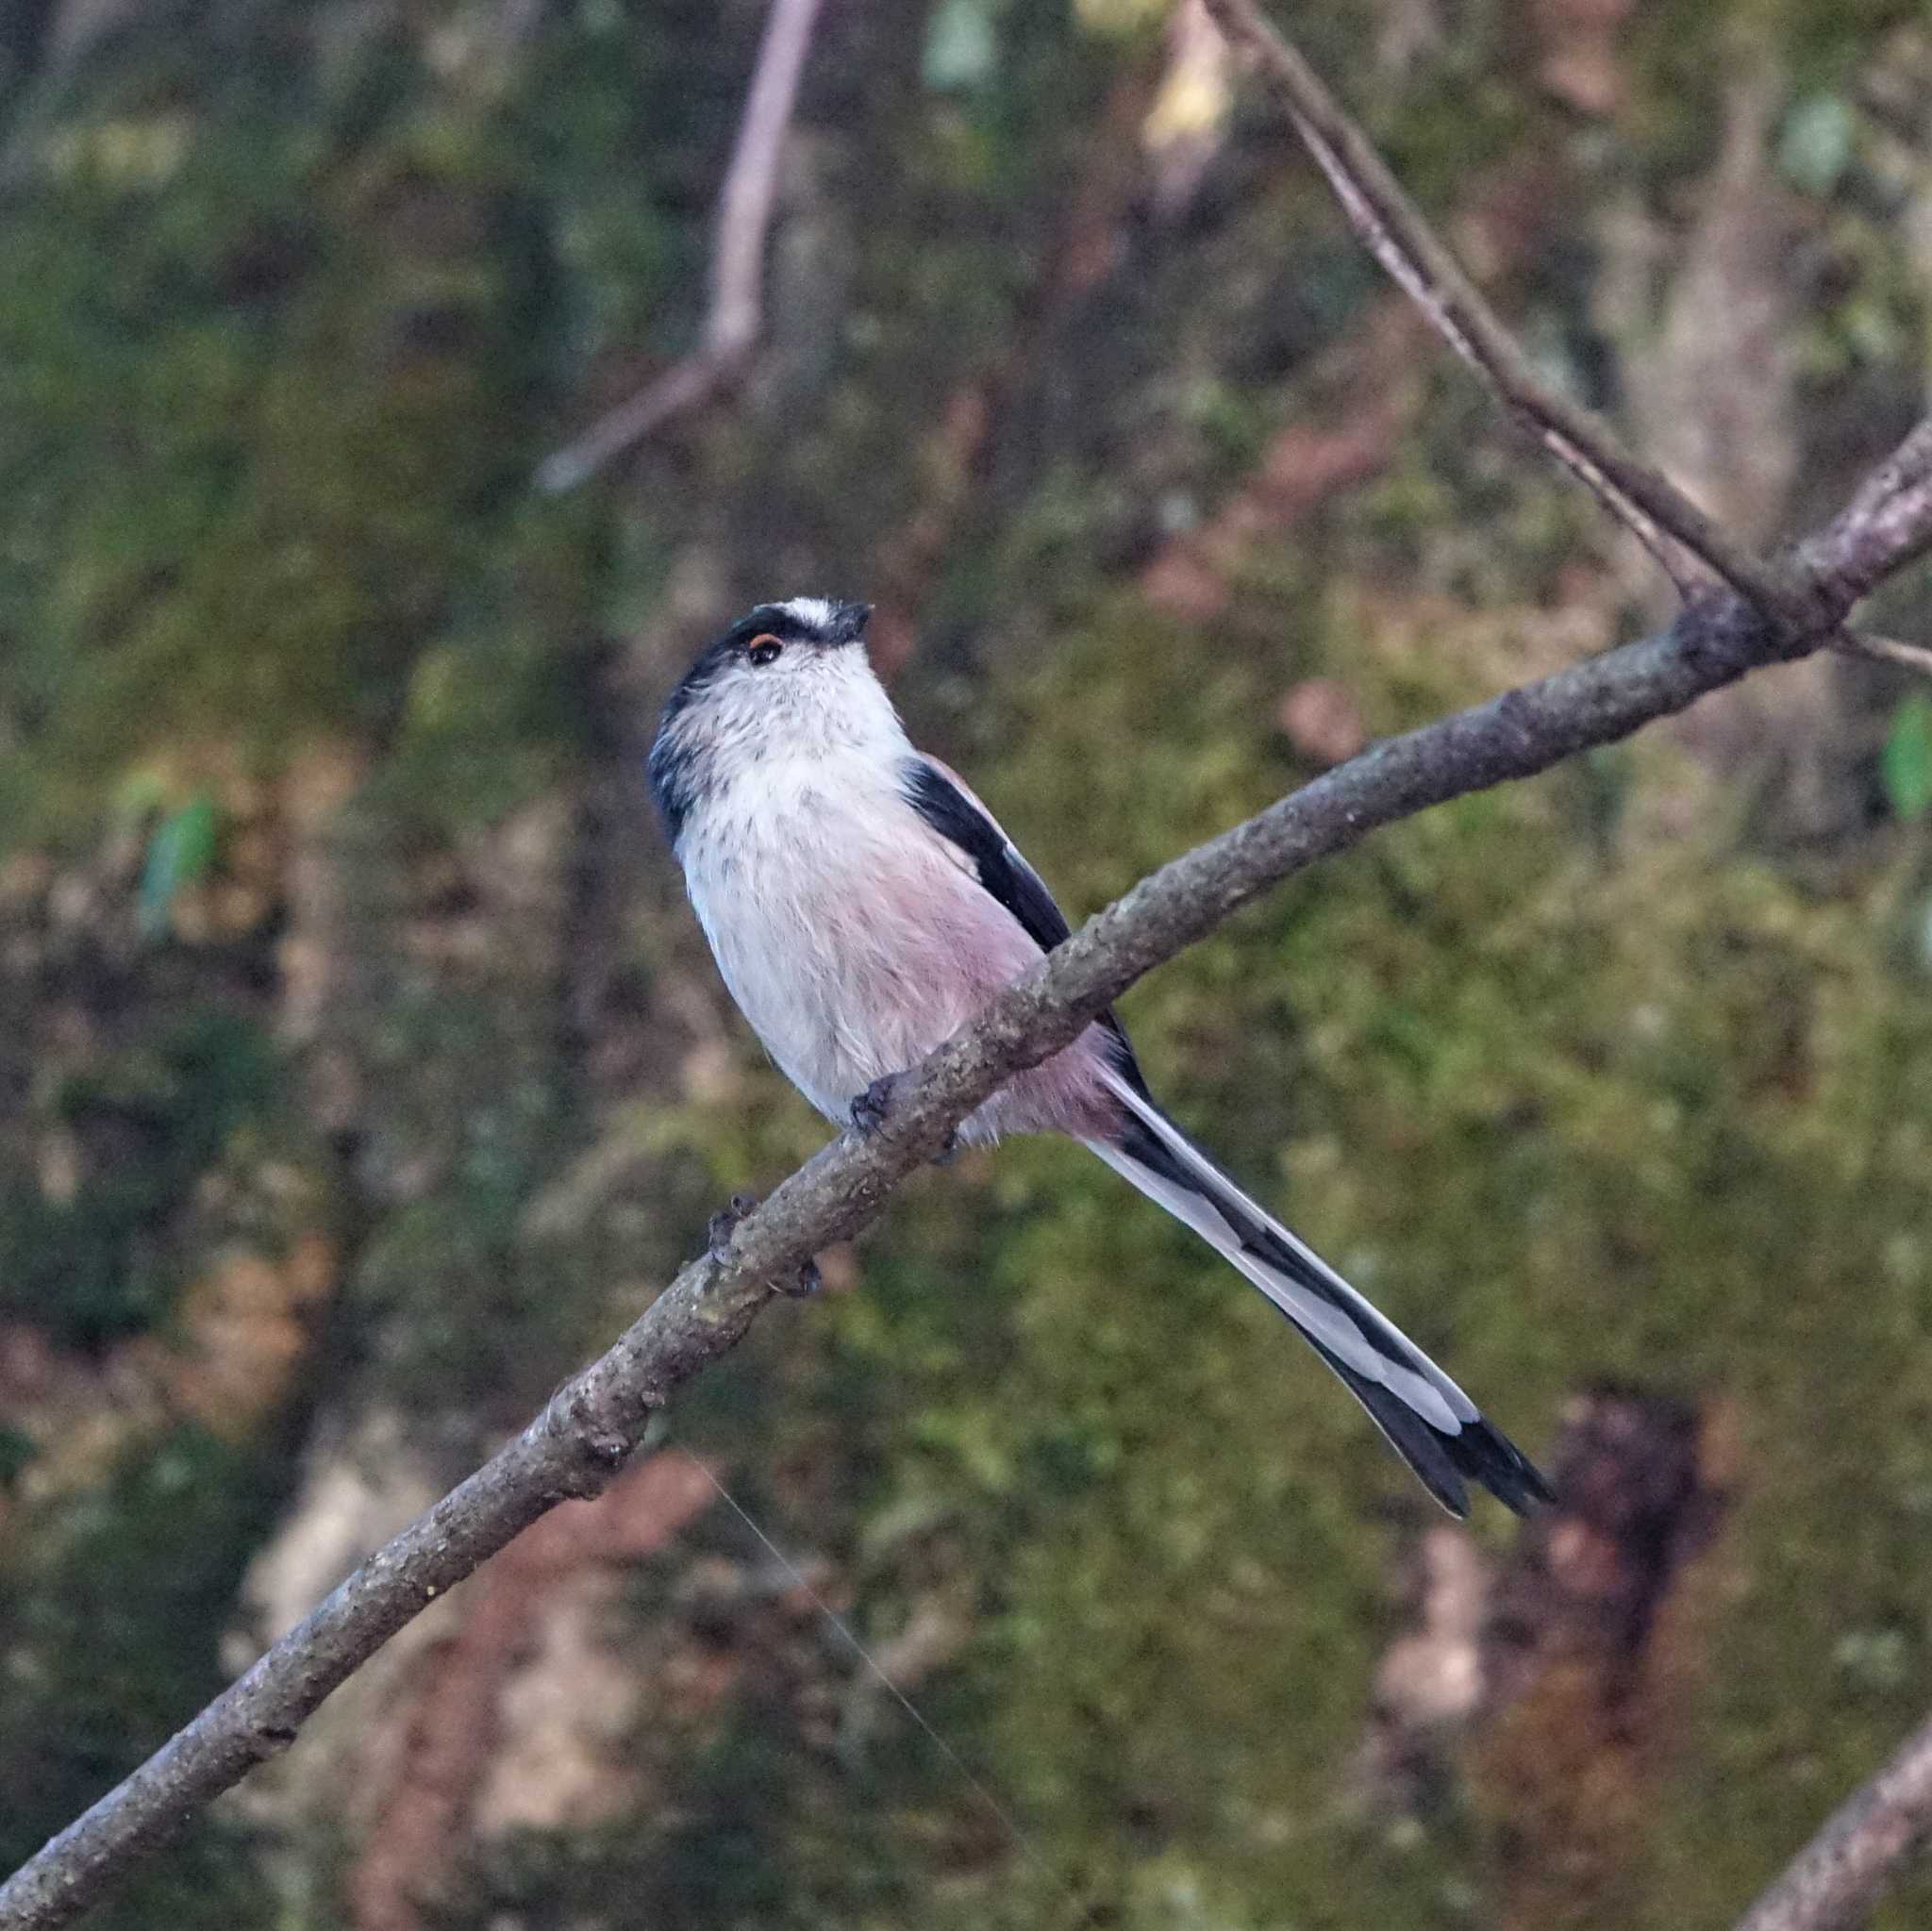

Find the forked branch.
[
  {"left": 4, "top": 404, "right": 1931, "bottom": 1931},
  {"left": 534, "top": 0, "right": 825, "bottom": 493},
  {"left": 9, "top": 15, "right": 1932, "bottom": 1927},
  {"left": 1197, "top": 0, "right": 1823, "bottom": 631}
]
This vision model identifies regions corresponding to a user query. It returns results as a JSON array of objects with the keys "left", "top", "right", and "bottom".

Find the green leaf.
[
  {"left": 1882, "top": 694, "right": 1932, "bottom": 824},
  {"left": 138, "top": 791, "right": 220, "bottom": 937},
  {"left": 923, "top": 0, "right": 999, "bottom": 92},
  {"left": 1777, "top": 93, "right": 1855, "bottom": 197}
]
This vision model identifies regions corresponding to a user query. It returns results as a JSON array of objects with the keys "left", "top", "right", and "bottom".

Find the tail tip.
[{"left": 1456, "top": 1417, "right": 1556, "bottom": 1517}]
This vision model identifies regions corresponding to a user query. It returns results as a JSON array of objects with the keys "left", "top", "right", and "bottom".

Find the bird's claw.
[
  {"left": 708, "top": 1191, "right": 758, "bottom": 1260},
  {"left": 850, "top": 1075, "right": 900, "bottom": 1137},
  {"left": 850, "top": 1074, "right": 958, "bottom": 1165},
  {"left": 706, "top": 1191, "right": 821, "bottom": 1297}
]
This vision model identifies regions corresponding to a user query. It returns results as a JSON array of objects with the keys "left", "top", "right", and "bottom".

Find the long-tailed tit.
[{"left": 651, "top": 597, "right": 1551, "bottom": 1517}]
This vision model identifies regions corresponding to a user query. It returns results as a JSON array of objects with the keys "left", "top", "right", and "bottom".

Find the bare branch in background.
[
  {"left": 1837, "top": 628, "right": 1932, "bottom": 678},
  {"left": 533, "top": 0, "right": 825, "bottom": 494},
  {"left": 4, "top": 399, "right": 1931, "bottom": 1931},
  {"left": 1733, "top": 1711, "right": 1932, "bottom": 1931},
  {"left": 11, "top": 14, "right": 1932, "bottom": 1923},
  {"left": 1196, "top": 3, "right": 1932, "bottom": 684},
  {"left": 1197, "top": 0, "right": 1821, "bottom": 630}
]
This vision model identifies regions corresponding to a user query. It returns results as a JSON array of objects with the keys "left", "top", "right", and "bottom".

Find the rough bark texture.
[
  {"left": 1735, "top": 1718, "right": 1932, "bottom": 1931},
  {"left": 8, "top": 4, "right": 1932, "bottom": 1929},
  {"left": 7, "top": 400, "right": 1932, "bottom": 1931}
]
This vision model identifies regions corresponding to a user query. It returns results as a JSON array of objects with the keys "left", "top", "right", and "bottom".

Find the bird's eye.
[{"left": 747, "top": 634, "right": 783, "bottom": 667}]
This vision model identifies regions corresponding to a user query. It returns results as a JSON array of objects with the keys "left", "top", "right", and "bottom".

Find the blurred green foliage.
[
  {"left": 136, "top": 793, "right": 219, "bottom": 936},
  {"left": 0, "top": 1425, "right": 283, "bottom": 1930},
  {"left": 634, "top": 586, "right": 1932, "bottom": 1929},
  {"left": 1883, "top": 695, "right": 1932, "bottom": 823},
  {"left": 0, "top": 1007, "right": 279, "bottom": 1348},
  {"left": 0, "top": 1, "right": 1930, "bottom": 1928}
]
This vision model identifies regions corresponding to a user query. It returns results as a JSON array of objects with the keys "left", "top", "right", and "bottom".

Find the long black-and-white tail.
[{"left": 1088, "top": 1066, "right": 1551, "bottom": 1518}]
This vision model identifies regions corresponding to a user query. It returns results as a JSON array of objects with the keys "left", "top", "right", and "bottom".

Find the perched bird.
[{"left": 650, "top": 596, "right": 1551, "bottom": 1517}]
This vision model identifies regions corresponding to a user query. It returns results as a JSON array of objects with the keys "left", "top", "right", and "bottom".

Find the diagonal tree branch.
[
  {"left": 1196, "top": 0, "right": 1824, "bottom": 633},
  {"left": 11, "top": 18, "right": 1932, "bottom": 1925},
  {"left": 4, "top": 406, "right": 1931, "bottom": 1931},
  {"left": 533, "top": 0, "right": 825, "bottom": 494},
  {"left": 1200, "top": 0, "right": 1932, "bottom": 682},
  {"left": 1733, "top": 1710, "right": 1932, "bottom": 1931},
  {"left": 1161, "top": 8, "right": 1932, "bottom": 1895}
]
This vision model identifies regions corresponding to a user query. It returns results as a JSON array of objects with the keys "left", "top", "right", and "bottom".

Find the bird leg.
[
  {"left": 850, "top": 1074, "right": 958, "bottom": 1164},
  {"left": 707, "top": 1191, "right": 821, "bottom": 1296},
  {"left": 849, "top": 1074, "right": 899, "bottom": 1135}
]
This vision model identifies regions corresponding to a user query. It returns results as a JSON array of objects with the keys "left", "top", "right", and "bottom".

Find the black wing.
[{"left": 900, "top": 756, "right": 1150, "bottom": 1097}]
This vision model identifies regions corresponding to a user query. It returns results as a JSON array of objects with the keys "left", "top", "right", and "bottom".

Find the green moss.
[
  {"left": 0, "top": 1424, "right": 283, "bottom": 1927},
  {"left": 6, "top": 1, "right": 1932, "bottom": 1924},
  {"left": 555, "top": 555, "right": 1932, "bottom": 1925},
  {"left": 0, "top": 1007, "right": 279, "bottom": 1348},
  {"left": 0, "top": 4, "right": 608, "bottom": 847}
]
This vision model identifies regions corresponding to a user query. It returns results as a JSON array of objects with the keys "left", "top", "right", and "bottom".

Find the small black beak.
[{"left": 834, "top": 600, "right": 874, "bottom": 644}]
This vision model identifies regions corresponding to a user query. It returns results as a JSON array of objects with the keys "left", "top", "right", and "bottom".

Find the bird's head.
[{"left": 649, "top": 596, "right": 891, "bottom": 841}]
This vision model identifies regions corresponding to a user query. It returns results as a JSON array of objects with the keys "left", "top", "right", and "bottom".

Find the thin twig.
[
  {"left": 533, "top": 0, "right": 825, "bottom": 494},
  {"left": 4, "top": 408, "right": 1930, "bottom": 1931},
  {"left": 1196, "top": 0, "right": 1821, "bottom": 634},
  {"left": 1733, "top": 1709, "right": 1932, "bottom": 1931},
  {"left": 535, "top": 356, "right": 744, "bottom": 495},
  {"left": 1835, "top": 628, "right": 1932, "bottom": 678}
]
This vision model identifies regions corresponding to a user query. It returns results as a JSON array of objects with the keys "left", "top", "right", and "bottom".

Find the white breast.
[{"left": 678, "top": 747, "right": 1065, "bottom": 1133}]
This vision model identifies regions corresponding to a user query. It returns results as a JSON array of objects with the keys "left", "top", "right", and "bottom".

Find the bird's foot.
[
  {"left": 850, "top": 1074, "right": 958, "bottom": 1164},
  {"left": 707, "top": 1191, "right": 820, "bottom": 1297},
  {"left": 850, "top": 1074, "right": 901, "bottom": 1137},
  {"left": 707, "top": 1191, "right": 758, "bottom": 1259}
]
